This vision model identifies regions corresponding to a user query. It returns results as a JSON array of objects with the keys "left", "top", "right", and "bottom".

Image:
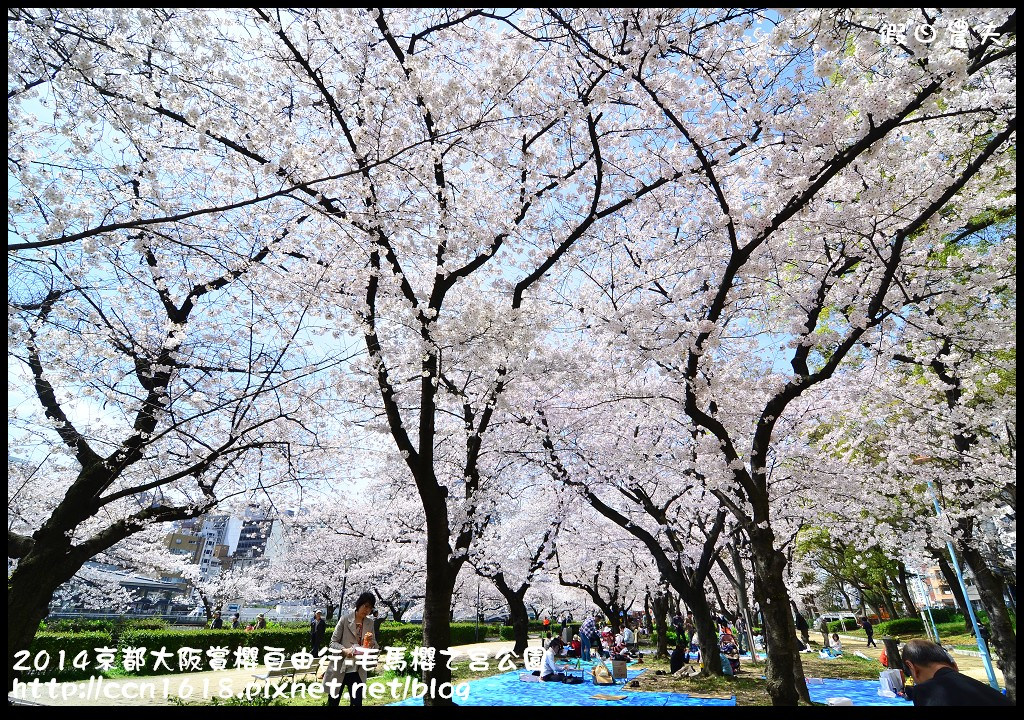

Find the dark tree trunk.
[
  {"left": 895, "top": 563, "right": 918, "bottom": 617},
  {"left": 931, "top": 547, "right": 972, "bottom": 630},
  {"left": 880, "top": 585, "right": 899, "bottom": 621},
  {"left": 750, "top": 528, "right": 810, "bottom": 705},
  {"left": 508, "top": 597, "right": 530, "bottom": 656},
  {"left": 421, "top": 521, "right": 459, "bottom": 707},
  {"left": 8, "top": 543, "right": 81, "bottom": 691},
  {"left": 651, "top": 590, "right": 670, "bottom": 659},
  {"left": 688, "top": 590, "right": 723, "bottom": 676},
  {"left": 491, "top": 579, "right": 530, "bottom": 657},
  {"left": 881, "top": 636, "right": 902, "bottom": 670},
  {"left": 708, "top": 573, "right": 729, "bottom": 623},
  {"left": 643, "top": 591, "right": 654, "bottom": 643},
  {"left": 962, "top": 545, "right": 1016, "bottom": 703},
  {"left": 196, "top": 587, "right": 214, "bottom": 622}
]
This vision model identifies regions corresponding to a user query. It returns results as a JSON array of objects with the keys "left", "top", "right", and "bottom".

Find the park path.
[{"left": 10, "top": 638, "right": 528, "bottom": 707}]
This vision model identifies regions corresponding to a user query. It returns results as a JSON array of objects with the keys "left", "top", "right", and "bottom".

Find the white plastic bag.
[
  {"left": 827, "top": 697, "right": 853, "bottom": 706},
  {"left": 879, "top": 669, "right": 904, "bottom": 694}
]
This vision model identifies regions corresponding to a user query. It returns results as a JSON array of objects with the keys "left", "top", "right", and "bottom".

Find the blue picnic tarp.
[
  {"left": 389, "top": 665, "right": 735, "bottom": 706},
  {"left": 805, "top": 677, "right": 914, "bottom": 706}
]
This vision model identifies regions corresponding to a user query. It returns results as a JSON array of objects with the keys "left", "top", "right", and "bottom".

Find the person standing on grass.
[
  {"left": 861, "top": 616, "right": 877, "bottom": 648},
  {"left": 311, "top": 610, "right": 327, "bottom": 658},
  {"left": 325, "top": 591, "right": 378, "bottom": 707},
  {"left": 792, "top": 602, "right": 810, "bottom": 646}
]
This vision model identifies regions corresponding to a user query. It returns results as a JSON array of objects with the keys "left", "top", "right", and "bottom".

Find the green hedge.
[
  {"left": 925, "top": 608, "right": 961, "bottom": 624},
  {"left": 24, "top": 632, "right": 115, "bottom": 680},
  {"left": 117, "top": 628, "right": 310, "bottom": 675},
  {"left": 828, "top": 619, "right": 860, "bottom": 632},
  {"left": 376, "top": 622, "right": 421, "bottom": 648},
  {"left": 875, "top": 618, "right": 924, "bottom": 636},
  {"left": 377, "top": 621, "right": 512, "bottom": 647},
  {"left": 43, "top": 618, "right": 115, "bottom": 634},
  {"left": 449, "top": 622, "right": 482, "bottom": 645}
]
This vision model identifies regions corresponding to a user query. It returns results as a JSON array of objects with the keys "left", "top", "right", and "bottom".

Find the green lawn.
[{"left": 839, "top": 624, "right": 981, "bottom": 647}]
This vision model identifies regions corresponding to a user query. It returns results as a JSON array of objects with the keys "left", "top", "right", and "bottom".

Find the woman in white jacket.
[{"left": 324, "top": 592, "right": 378, "bottom": 707}]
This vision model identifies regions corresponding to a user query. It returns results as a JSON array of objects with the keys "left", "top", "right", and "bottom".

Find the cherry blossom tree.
[
  {"left": 467, "top": 480, "right": 563, "bottom": 654},
  {"left": 553, "top": 521, "right": 655, "bottom": 636},
  {"left": 553, "top": 7, "right": 1015, "bottom": 704},
  {"left": 8, "top": 8, "right": 1016, "bottom": 706}
]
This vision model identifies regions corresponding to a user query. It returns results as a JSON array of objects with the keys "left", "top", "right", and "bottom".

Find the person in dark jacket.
[
  {"left": 311, "top": 610, "right": 327, "bottom": 657},
  {"left": 670, "top": 638, "right": 689, "bottom": 673},
  {"left": 901, "top": 639, "right": 1011, "bottom": 706},
  {"left": 210, "top": 611, "right": 223, "bottom": 629},
  {"left": 791, "top": 602, "right": 810, "bottom": 646},
  {"left": 861, "top": 616, "right": 877, "bottom": 648}
]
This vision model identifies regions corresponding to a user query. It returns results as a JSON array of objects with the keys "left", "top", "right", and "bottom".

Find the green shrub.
[
  {"left": 23, "top": 631, "right": 115, "bottom": 681},
  {"left": 828, "top": 619, "right": 859, "bottom": 632},
  {"left": 925, "top": 608, "right": 960, "bottom": 624},
  {"left": 875, "top": 618, "right": 923, "bottom": 636},
  {"left": 44, "top": 618, "right": 115, "bottom": 634},
  {"left": 117, "top": 628, "right": 310, "bottom": 675},
  {"left": 376, "top": 621, "right": 421, "bottom": 648},
  {"left": 449, "top": 622, "right": 482, "bottom": 645},
  {"left": 126, "top": 618, "right": 168, "bottom": 631}
]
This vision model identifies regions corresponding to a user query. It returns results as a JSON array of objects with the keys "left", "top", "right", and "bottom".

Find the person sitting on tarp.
[
  {"left": 540, "top": 637, "right": 566, "bottom": 682},
  {"left": 567, "top": 635, "right": 581, "bottom": 658},
  {"left": 670, "top": 638, "right": 689, "bottom": 673},
  {"left": 720, "top": 632, "right": 740, "bottom": 674}
]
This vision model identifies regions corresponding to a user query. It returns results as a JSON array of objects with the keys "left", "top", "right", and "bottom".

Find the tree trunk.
[
  {"left": 931, "top": 547, "right": 972, "bottom": 631},
  {"left": 643, "top": 591, "right": 654, "bottom": 643},
  {"left": 961, "top": 545, "right": 1016, "bottom": 703},
  {"left": 707, "top": 574, "right": 729, "bottom": 624},
  {"left": 837, "top": 584, "right": 854, "bottom": 613},
  {"left": 501, "top": 589, "right": 530, "bottom": 657},
  {"left": 895, "top": 563, "right": 918, "bottom": 617},
  {"left": 651, "top": 590, "right": 670, "bottom": 659},
  {"left": 688, "top": 590, "right": 724, "bottom": 676},
  {"left": 197, "top": 587, "right": 214, "bottom": 622},
  {"left": 881, "top": 636, "right": 902, "bottom": 670},
  {"left": 421, "top": 525, "right": 458, "bottom": 706},
  {"left": 8, "top": 544, "right": 81, "bottom": 691},
  {"left": 750, "top": 528, "right": 810, "bottom": 705},
  {"left": 880, "top": 585, "right": 899, "bottom": 621}
]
